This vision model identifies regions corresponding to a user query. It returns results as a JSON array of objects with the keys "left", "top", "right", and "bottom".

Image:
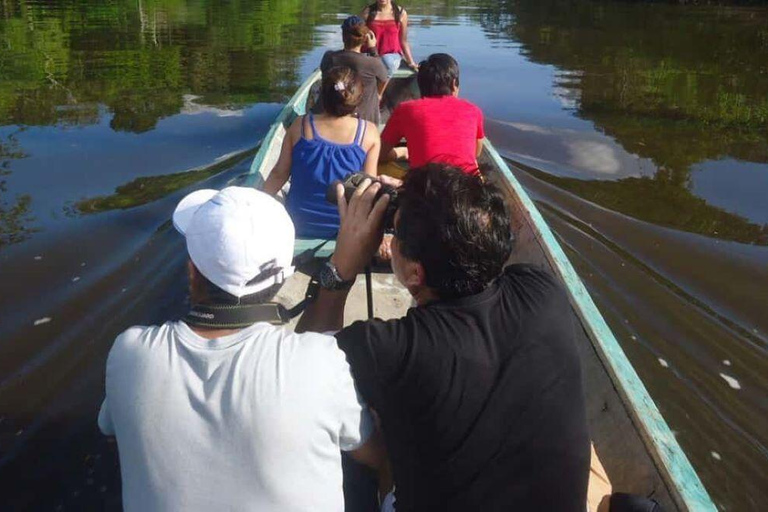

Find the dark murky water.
[{"left": 0, "top": 1, "right": 766, "bottom": 510}]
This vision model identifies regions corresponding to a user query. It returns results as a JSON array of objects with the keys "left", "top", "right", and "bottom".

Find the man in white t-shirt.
[{"left": 98, "top": 187, "right": 387, "bottom": 512}]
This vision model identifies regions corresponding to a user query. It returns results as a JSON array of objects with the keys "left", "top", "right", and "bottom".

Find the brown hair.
[
  {"left": 367, "top": 1, "right": 403, "bottom": 25},
  {"left": 342, "top": 19, "right": 370, "bottom": 49},
  {"left": 321, "top": 66, "right": 363, "bottom": 117}
]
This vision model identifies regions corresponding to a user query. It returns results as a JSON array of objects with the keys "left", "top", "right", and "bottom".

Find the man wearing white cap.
[{"left": 97, "top": 187, "right": 386, "bottom": 512}]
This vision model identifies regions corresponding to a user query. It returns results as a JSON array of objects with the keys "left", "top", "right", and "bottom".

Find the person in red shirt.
[{"left": 380, "top": 53, "right": 485, "bottom": 174}]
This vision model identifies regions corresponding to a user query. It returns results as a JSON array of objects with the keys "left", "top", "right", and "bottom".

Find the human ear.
[{"left": 404, "top": 260, "right": 426, "bottom": 288}]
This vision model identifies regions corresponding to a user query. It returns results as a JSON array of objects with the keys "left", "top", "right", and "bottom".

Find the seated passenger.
[
  {"left": 380, "top": 53, "right": 485, "bottom": 174},
  {"left": 263, "top": 67, "right": 380, "bottom": 239},
  {"left": 299, "top": 165, "right": 590, "bottom": 511},
  {"left": 98, "top": 187, "right": 389, "bottom": 512},
  {"left": 321, "top": 15, "right": 389, "bottom": 125},
  {"left": 362, "top": 0, "right": 418, "bottom": 76}
]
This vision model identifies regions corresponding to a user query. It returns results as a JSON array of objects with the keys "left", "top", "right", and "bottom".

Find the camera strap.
[
  {"left": 183, "top": 237, "right": 338, "bottom": 329},
  {"left": 184, "top": 302, "right": 304, "bottom": 329}
]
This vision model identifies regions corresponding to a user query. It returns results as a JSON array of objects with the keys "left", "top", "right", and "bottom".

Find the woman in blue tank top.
[{"left": 263, "top": 67, "right": 381, "bottom": 238}]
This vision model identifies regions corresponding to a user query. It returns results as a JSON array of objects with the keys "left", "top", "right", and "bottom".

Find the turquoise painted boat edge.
[
  {"left": 483, "top": 140, "right": 716, "bottom": 511},
  {"left": 294, "top": 238, "right": 336, "bottom": 259}
]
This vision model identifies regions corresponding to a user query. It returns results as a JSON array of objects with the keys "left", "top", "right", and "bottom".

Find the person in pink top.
[
  {"left": 380, "top": 53, "right": 485, "bottom": 175},
  {"left": 363, "top": 0, "right": 418, "bottom": 76}
]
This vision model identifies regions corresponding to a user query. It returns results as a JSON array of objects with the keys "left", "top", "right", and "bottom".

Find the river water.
[{"left": 0, "top": 1, "right": 766, "bottom": 510}]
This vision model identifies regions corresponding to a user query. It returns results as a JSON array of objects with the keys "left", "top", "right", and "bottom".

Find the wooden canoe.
[{"left": 245, "top": 68, "right": 716, "bottom": 511}]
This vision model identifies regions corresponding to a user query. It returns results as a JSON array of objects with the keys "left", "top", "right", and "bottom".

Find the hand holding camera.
[{"left": 326, "top": 174, "right": 398, "bottom": 281}]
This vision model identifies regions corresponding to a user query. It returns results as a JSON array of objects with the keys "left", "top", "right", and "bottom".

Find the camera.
[{"left": 326, "top": 173, "right": 400, "bottom": 230}]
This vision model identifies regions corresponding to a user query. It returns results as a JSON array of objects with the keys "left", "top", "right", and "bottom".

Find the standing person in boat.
[
  {"left": 363, "top": 0, "right": 418, "bottom": 76},
  {"left": 380, "top": 53, "right": 485, "bottom": 174},
  {"left": 298, "top": 165, "right": 591, "bottom": 511},
  {"left": 262, "top": 66, "right": 380, "bottom": 239},
  {"left": 97, "top": 187, "right": 390, "bottom": 512},
  {"left": 321, "top": 15, "right": 389, "bottom": 125}
]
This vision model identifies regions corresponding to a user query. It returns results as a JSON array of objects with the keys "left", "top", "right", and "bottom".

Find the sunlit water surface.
[{"left": 0, "top": 1, "right": 766, "bottom": 510}]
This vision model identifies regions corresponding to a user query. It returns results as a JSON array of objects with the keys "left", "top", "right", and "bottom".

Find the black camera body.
[{"left": 326, "top": 173, "right": 400, "bottom": 230}]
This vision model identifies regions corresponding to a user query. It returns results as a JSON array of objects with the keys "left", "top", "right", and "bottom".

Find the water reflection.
[
  {"left": 0, "top": 130, "right": 35, "bottom": 247},
  {"left": 0, "top": 0, "right": 337, "bottom": 130},
  {"left": 474, "top": 0, "right": 768, "bottom": 229},
  {"left": 74, "top": 147, "right": 255, "bottom": 214}
]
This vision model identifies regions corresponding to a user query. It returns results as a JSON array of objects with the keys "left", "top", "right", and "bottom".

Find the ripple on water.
[{"left": 719, "top": 373, "right": 741, "bottom": 390}]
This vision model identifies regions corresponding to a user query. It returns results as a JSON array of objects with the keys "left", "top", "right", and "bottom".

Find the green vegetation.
[
  {"left": 526, "top": 165, "right": 768, "bottom": 246},
  {"left": 0, "top": 0, "right": 352, "bottom": 130},
  {"left": 74, "top": 147, "right": 256, "bottom": 213},
  {"left": 0, "top": 131, "right": 35, "bottom": 247}
]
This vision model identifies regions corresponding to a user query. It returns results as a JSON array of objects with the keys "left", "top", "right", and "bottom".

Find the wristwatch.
[{"left": 318, "top": 260, "right": 355, "bottom": 291}]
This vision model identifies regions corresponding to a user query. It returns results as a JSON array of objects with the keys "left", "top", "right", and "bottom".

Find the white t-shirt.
[{"left": 98, "top": 320, "right": 373, "bottom": 512}]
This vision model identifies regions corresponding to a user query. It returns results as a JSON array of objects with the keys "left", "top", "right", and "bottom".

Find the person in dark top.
[
  {"left": 321, "top": 15, "right": 389, "bottom": 124},
  {"left": 298, "top": 164, "right": 591, "bottom": 511}
]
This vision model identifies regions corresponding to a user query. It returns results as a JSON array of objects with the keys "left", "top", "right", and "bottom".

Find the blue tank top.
[{"left": 286, "top": 114, "right": 368, "bottom": 238}]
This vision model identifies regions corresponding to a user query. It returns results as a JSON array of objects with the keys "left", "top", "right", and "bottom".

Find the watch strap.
[{"left": 320, "top": 260, "right": 355, "bottom": 290}]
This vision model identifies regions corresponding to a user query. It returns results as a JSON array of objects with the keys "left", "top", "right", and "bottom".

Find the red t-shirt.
[{"left": 381, "top": 96, "right": 485, "bottom": 173}]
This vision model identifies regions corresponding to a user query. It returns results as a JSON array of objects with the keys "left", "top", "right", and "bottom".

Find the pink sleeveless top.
[{"left": 369, "top": 19, "right": 402, "bottom": 55}]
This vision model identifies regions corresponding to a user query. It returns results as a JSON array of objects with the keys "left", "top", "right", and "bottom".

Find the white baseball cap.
[{"left": 172, "top": 187, "right": 295, "bottom": 298}]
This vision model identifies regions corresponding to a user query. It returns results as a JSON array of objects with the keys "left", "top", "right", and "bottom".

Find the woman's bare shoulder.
[{"left": 363, "top": 120, "right": 381, "bottom": 149}]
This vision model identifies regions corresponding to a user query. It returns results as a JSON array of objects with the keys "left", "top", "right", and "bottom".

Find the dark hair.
[
  {"left": 367, "top": 1, "right": 402, "bottom": 25},
  {"left": 342, "top": 17, "right": 370, "bottom": 48},
  {"left": 417, "top": 53, "right": 460, "bottom": 97},
  {"left": 321, "top": 66, "right": 363, "bottom": 117},
  {"left": 193, "top": 267, "right": 282, "bottom": 306},
  {"left": 395, "top": 164, "right": 514, "bottom": 299}
]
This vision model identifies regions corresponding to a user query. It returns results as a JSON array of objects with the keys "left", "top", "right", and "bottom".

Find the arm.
[
  {"left": 377, "top": 77, "right": 388, "bottom": 100},
  {"left": 349, "top": 428, "right": 393, "bottom": 499},
  {"left": 362, "top": 122, "right": 381, "bottom": 177},
  {"left": 476, "top": 108, "right": 486, "bottom": 157},
  {"left": 399, "top": 11, "right": 417, "bottom": 69},
  {"left": 375, "top": 57, "right": 389, "bottom": 100},
  {"left": 262, "top": 118, "right": 299, "bottom": 195},
  {"left": 296, "top": 286, "right": 349, "bottom": 333},
  {"left": 379, "top": 140, "right": 399, "bottom": 163},
  {"left": 297, "top": 179, "right": 389, "bottom": 333},
  {"left": 378, "top": 106, "right": 405, "bottom": 163},
  {"left": 97, "top": 398, "right": 115, "bottom": 436}
]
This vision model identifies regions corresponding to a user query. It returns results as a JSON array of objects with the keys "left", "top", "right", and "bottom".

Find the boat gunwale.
[
  {"left": 247, "top": 68, "right": 717, "bottom": 512},
  {"left": 483, "top": 142, "right": 716, "bottom": 511}
]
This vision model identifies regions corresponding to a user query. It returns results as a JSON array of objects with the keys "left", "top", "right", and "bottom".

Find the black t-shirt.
[
  {"left": 336, "top": 264, "right": 590, "bottom": 512},
  {"left": 320, "top": 50, "right": 388, "bottom": 125}
]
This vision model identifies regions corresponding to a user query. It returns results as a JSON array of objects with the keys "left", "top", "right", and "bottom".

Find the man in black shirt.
[{"left": 298, "top": 164, "right": 590, "bottom": 511}]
